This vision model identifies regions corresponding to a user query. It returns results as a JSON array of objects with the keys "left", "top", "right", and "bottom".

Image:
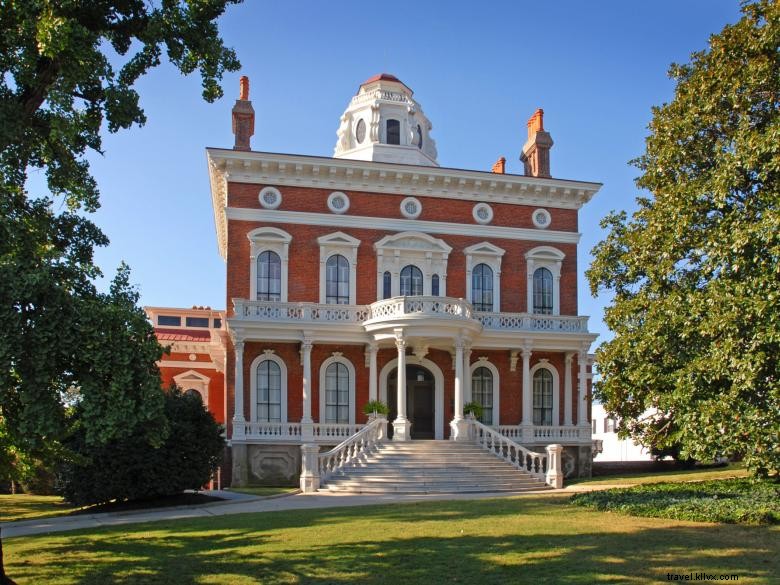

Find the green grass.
[
  {"left": 227, "top": 487, "right": 298, "bottom": 497},
  {"left": 571, "top": 479, "right": 780, "bottom": 525},
  {"left": 0, "top": 494, "right": 77, "bottom": 522},
  {"left": 569, "top": 463, "right": 749, "bottom": 486},
  {"left": 4, "top": 495, "right": 778, "bottom": 584}
]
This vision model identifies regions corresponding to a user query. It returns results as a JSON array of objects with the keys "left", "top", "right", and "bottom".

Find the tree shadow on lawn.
[{"left": 7, "top": 496, "right": 779, "bottom": 585}]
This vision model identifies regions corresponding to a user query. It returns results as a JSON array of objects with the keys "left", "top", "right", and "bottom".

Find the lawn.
[
  {"left": 569, "top": 463, "right": 749, "bottom": 486},
  {"left": 0, "top": 495, "right": 77, "bottom": 522},
  {"left": 4, "top": 495, "right": 778, "bottom": 584}
]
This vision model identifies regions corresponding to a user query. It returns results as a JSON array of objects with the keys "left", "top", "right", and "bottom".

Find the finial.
[{"left": 239, "top": 76, "right": 249, "bottom": 100}]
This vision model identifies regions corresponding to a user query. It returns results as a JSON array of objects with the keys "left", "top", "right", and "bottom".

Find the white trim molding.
[
  {"left": 400, "top": 196, "right": 422, "bottom": 219},
  {"left": 317, "top": 232, "right": 361, "bottom": 304},
  {"left": 379, "top": 355, "right": 445, "bottom": 440},
  {"left": 531, "top": 359, "right": 560, "bottom": 426},
  {"left": 247, "top": 226, "right": 292, "bottom": 302},
  {"left": 374, "top": 231, "right": 451, "bottom": 299},
  {"left": 173, "top": 370, "right": 210, "bottom": 403},
  {"left": 469, "top": 357, "right": 500, "bottom": 426},
  {"left": 318, "top": 353, "right": 357, "bottom": 425},
  {"left": 249, "top": 351, "right": 289, "bottom": 423},
  {"left": 525, "top": 245, "right": 565, "bottom": 316},
  {"left": 532, "top": 208, "right": 552, "bottom": 229},
  {"left": 464, "top": 242, "right": 505, "bottom": 312},
  {"left": 327, "top": 191, "right": 350, "bottom": 214},
  {"left": 472, "top": 202, "right": 493, "bottom": 225},
  {"left": 258, "top": 186, "right": 282, "bottom": 209}
]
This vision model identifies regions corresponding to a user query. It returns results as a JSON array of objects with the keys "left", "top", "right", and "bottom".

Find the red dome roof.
[{"left": 360, "top": 73, "right": 411, "bottom": 94}]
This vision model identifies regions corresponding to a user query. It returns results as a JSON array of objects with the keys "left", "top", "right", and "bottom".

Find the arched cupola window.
[{"left": 386, "top": 119, "right": 400, "bottom": 145}]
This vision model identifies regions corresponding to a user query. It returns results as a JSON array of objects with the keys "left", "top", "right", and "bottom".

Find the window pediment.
[
  {"left": 374, "top": 231, "right": 452, "bottom": 254},
  {"left": 463, "top": 242, "right": 506, "bottom": 258}
]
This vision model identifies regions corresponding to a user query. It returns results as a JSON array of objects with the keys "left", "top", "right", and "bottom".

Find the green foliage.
[
  {"left": 463, "top": 401, "right": 484, "bottom": 420},
  {"left": 587, "top": 0, "right": 780, "bottom": 478},
  {"left": 571, "top": 479, "right": 780, "bottom": 525},
  {"left": 0, "top": 0, "right": 241, "bottom": 475},
  {"left": 362, "top": 400, "right": 389, "bottom": 416},
  {"left": 59, "top": 388, "right": 225, "bottom": 506}
]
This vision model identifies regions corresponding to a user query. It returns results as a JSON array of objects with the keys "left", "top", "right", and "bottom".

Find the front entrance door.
[{"left": 388, "top": 365, "right": 435, "bottom": 439}]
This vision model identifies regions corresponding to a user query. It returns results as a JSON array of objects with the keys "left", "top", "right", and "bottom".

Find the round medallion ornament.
[
  {"left": 472, "top": 202, "right": 494, "bottom": 225},
  {"left": 188, "top": 353, "right": 197, "bottom": 361},
  {"left": 355, "top": 119, "right": 366, "bottom": 144},
  {"left": 400, "top": 197, "right": 422, "bottom": 219},
  {"left": 327, "top": 192, "right": 350, "bottom": 214},
  {"left": 532, "top": 208, "right": 552, "bottom": 229},
  {"left": 258, "top": 186, "right": 282, "bottom": 209}
]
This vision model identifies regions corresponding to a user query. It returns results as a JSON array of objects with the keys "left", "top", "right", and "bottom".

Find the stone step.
[{"left": 321, "top": 484, "right": 550, "bottom": 494}]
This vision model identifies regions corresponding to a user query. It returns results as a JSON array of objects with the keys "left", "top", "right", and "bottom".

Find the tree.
[
  {"left": 59, "top": 387, "right": 225, "bottom": 506},
  {"left": 587, "top": 0, "right": 779, "bottom": 478}
]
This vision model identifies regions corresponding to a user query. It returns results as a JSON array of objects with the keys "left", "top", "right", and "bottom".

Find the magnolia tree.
[{"left": 588, "top": 0, "right": 779, "bottom": 478}]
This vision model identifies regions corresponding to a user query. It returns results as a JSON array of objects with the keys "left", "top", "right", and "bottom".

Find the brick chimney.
[
  {"left": 520, "top": 108, "right": 553, "bottom": 178},
  {"left": 491, "top": 156, "right": 506, "bottom": 174},
  {"left": 232, "top": 75, "right": 255, "bottom": 151}
]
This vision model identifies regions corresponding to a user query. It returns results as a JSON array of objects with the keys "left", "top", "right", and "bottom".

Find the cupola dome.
[{"left": 334, "top": 74, "right": 438, "bottom": 166}]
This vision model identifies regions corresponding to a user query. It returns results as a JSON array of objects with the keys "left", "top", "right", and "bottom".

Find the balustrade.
[
  {"left": 315, "top": 417, "right": 387, "bottom": 488},
  {"left": 239, "top": 421, "right": 364, "bottom": 442}
]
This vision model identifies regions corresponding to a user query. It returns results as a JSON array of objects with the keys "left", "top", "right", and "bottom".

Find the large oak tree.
[{"left": 588, "top": 0, "right": 779, "bottom": 478}]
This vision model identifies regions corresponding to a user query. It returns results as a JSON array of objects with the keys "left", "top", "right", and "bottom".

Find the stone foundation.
[
  {"left": 231, "top": 444, "right": 303, "bottom": 487},
  {"left": 561, "top": 445, "right": 593, "bottom": 479}
]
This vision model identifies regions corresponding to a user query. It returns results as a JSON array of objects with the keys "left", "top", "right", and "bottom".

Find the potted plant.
[
  {"left": 363, "top": 400, "right": 389, "bottom": 420},
  {"left": 463, "top": 401, "right": 483, "bottom": 421}
]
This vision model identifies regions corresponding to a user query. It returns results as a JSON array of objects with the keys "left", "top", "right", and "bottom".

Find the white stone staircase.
[{"left": 319, "top": 440, "right": 551, "bottom": 494}]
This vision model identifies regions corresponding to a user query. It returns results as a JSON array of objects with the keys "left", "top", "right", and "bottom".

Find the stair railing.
[
  {"left": 468, "top": 419, "right": 564, "bottom": 488},
  {"left": 299, "top": 416, "right": 387, "bottom": 493}
]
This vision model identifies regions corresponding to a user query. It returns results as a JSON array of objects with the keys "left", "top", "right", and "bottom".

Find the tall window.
[
  {"left": 431, "top": 274, "right": 440, "bottom": 296},
  {"left": 400, "top": 265, "right": 423, "bottom": 296},
  {"left": 256, "top": 360, "right": 282, "bottom": 422},
  {"left": 472, "top": 367, "right": 494, "bottom": 425},
  {"left": 383, "top": 271, "right": 392, "bottom": 299},
  {"left": 257, "top": 251, "right": 282, "bottom": 301},
  {"left": 533, "top": 369, "right": 553, "bottom": 426},
  {"left": 325, "top": 254, "right": 350, "bottom": 304},
  {"left": 386, "top": 119, "right": 400, "bottom": 145},
  {"left": 325, "top": 362, "right": 350, "bottom": 424},
  {"left": 533, "top": 267, "right": 553, "bottom": 314},
  {"left": 471, "top": 263, "right": 494, "bottom": 311}
]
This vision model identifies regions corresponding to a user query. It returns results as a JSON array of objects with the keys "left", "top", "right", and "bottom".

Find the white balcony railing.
[
  {"left": 232, "top": 298, "right": 589, "bottom": 333},
  {"left": 497, "top": 424, "right": 590, "bottom": 442},
  {"left": 236, "top": 421, "right": 365, "bottom": 442}
]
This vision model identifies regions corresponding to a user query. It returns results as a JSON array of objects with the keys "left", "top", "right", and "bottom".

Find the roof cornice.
[{"left": 207, "top": 148, "right": 601, "bottom": 259}]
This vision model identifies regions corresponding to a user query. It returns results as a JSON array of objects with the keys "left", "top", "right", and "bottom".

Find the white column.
[
  {"left": 521, "top": 345, "right": 533, "bottom": 442},
  {"left": 564, "top": 352, "right": 574, "bottom": 426},
  {"left": 463, "top": 346, "right": 472, "bottom": 403},
  {"left": 301, "top": 339, "right": 314, "bottom": 440},
  {"left": 368, "top": 343, "right": 378, "bottom": 401},
  {"left": 233, "top": 340, "right": 246, "bottom": 438},
  {"left": 578, "top": 347, "right": 589, "bottom": 426},
  {"left": 392, "top": 330, "right": 411, "bottom": 440},
  {"left": 450, "top": 339, "right": 470, "bottom": 441}
]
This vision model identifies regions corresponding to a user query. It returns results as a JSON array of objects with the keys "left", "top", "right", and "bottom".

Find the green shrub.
[
  {"left": 571, "top": 479, "right": 779, "bottom": 525},
  {"left": 19, "top": 459, "right": 57, "bottom": 495},
  {"left": 463, "top": 402, "right": 483, "bottom": 420},
  {"left": 362, "top": 400, "right": 389, "bottom": 415},
  {"left": 59, "top": 388, "right": 225, "bottom": 506}
]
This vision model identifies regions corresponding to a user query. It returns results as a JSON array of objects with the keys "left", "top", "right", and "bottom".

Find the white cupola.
[{"left": 334, "top": 74, "right": 438, "bottom": 166}]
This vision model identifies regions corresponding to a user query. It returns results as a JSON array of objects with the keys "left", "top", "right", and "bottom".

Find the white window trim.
[
  {"left": 248, "top": 227, "right": 292, "bottom": 302},
  {"left": 400, "top": 196, "right": 422, "bottom": 219},
  {"left": 469, "top": 358, "right": 500, "bottom": 426},
  {"left": 532, "top": 208, "right": 552, "bottom": 229},
  {"left": 317, "top": 232, "right": 360, "bottom": 304},
  {"left": 530, "top": 360, "right": 560, "bottom": 426},
  {"left": 464, "top": 242, "right": 505, "bottom": 312},
  {"left": 525, "top": 245, "right": 565, "bottom": 315},
  {"left": 250, "top": 351, "right": 288, "bottom": 423},
  {"left": 472, "top": 203, "right": 494, "bottom": 225},
  {"left": 173, "top": 370, "right": 210, "bottom": 403},
  {"left": 318, "top": 354, "right": 356, "bottom": 425},
  {"left": 327, "top": 191, "right": 350, "bottom": 214},
  {"left": 258, "top": 186, "right": 282, "bottom": 210},
  {"left": 374, "top": 231, "right": 451, "bottom": 299}
]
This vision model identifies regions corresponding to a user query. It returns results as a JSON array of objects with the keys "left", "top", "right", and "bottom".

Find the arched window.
[
  {"left": 256, "top": 360, "right": 282, "bottom": 422},
  {"left": 471, "top": 367, "right": 493, "bottom": 425},
  {"left": 533, "top": 267, "right": 553, "bottom": 314},
  {"left": 417, "top": 124, "right": 423, "bottom": 149},
  {"left": 386, "top": 119, "right": 400, "bottom": 145},
  {"left": 431, "top": 274, "right": 440, "bottom": 296},
  {"left": 471, "top": 263, "right": 494, "bottom": 311},
  {"left": 533, "top": 368, "right": 553, "bottom": 426},
  {"left": 400, "top": 265, "right": 423, "bottom": 296},
  {"left": 325, "top": 362, "right": 350, "bottom": 424},
  {"left": 325, "top": 254, "right": 350, "bottom": 304},
  {"left": 383, "top": 271, "right": 392, "bottom": 299},
  {"left": 257, "top": 251, "right": 282, "bottom": 301},
  {"left": 184, "top": 388, "right": 202, "bottom": 402}
]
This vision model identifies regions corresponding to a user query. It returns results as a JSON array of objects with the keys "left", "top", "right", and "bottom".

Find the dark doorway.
[{"left": 387, "top": 365, "right": 435, "bottom": 439}]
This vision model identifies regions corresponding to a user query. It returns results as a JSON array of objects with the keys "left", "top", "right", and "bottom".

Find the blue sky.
[{"left": 71, "top": 0, "right": 742, "bottom": 346}]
